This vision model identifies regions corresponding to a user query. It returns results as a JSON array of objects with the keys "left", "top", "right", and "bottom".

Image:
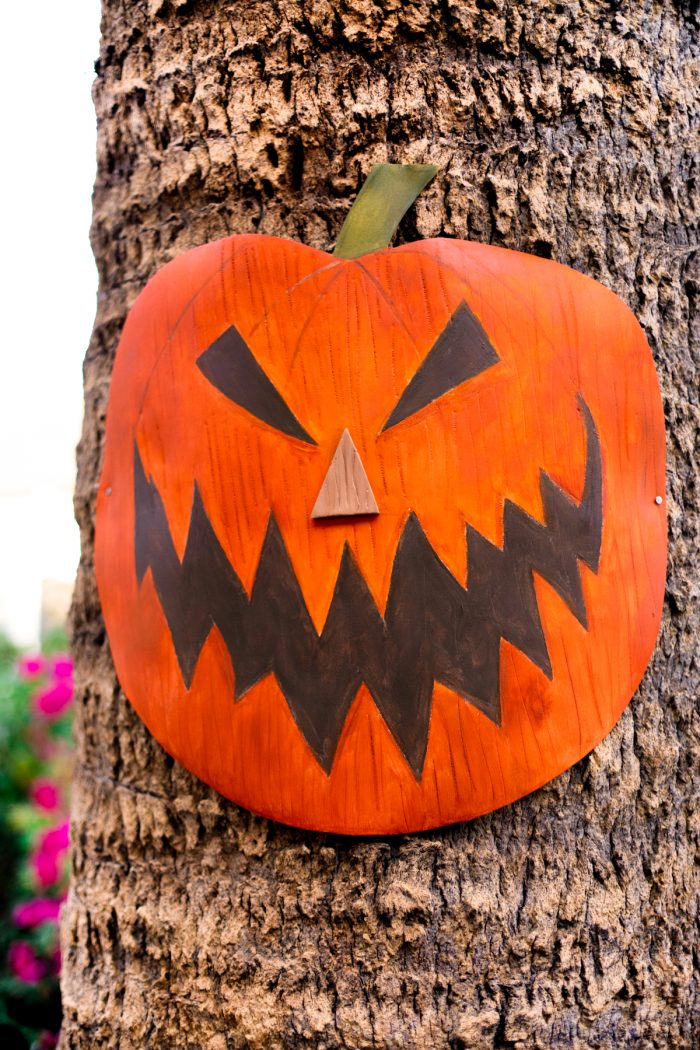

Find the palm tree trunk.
[{"left": 62, "top": 1, "right": 699, "bottom": 1046}]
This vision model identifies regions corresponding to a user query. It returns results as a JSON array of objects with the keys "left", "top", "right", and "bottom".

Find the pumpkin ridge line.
[{"left": 133, "top": 239, "right": 257, "bottom": 433}]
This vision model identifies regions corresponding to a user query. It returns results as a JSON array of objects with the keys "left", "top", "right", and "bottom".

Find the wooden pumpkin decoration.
[{"left": 95, "top": 164, "right": 666, "bottom": 834}]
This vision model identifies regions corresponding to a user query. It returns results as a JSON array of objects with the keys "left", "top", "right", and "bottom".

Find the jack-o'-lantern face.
[{"left": 96, "top": 225, "right": 665, "bottom": 834}]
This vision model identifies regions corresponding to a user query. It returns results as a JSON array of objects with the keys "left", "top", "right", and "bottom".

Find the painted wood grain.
[
  {"left": 311, "top": 429, "right": 379, "bottom": 518},
  {"left": 94, "top": 233, "right": 666, "bottom": 834}
]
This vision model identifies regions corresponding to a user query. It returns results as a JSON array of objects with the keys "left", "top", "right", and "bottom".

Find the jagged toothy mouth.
[{"left": 133, "top": 395, "right": 602, "bottom": 780}]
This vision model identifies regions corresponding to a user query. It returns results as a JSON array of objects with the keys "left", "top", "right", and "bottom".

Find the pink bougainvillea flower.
[
  {"left": 51, "top": 948, "right": 62, "bottom": 975},
  {"left": 34, "top": 679, "right": 73, "bottom": 717},
  {"left": 12, "top": 897, "right": 62, "bottom": 928},
  {"left": 33, "top": 850, "right": 60, "bottom": 887},
  {"left": 38, "top": 1032, "right": 60, "bottom": 1050},
  {"left": 41, "top": 822, "right": 70, "bottom": 853},
  {"left": 33, "top": 822, "right": 70, "bottom": 887},
  {"left": 8, "top": 940, "right": 48, "bottom": 982},
  {"left": 18, "top": 654, "right": 45, "bottom": 679},
  {"left": 31, "top": 778, "right": 60, "bottom": 812},
  {"left": 51, "top": 654, "right": 73, "bottom": 680}
]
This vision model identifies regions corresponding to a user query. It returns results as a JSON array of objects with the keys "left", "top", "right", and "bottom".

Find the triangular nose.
[{"left": 311, "top": 430, "right": 379, "bottom": 519}]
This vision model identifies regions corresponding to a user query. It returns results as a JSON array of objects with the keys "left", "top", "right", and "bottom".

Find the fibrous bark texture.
[{"left": 63, "top": 1, "right": 699, "bottom": 1047}]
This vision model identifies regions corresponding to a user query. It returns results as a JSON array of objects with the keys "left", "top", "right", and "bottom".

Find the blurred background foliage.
[{"left": 0, "top": 631, "right": 73, "bottom": 1050}]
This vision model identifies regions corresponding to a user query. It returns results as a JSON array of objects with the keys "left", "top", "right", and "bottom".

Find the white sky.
[{"left": 0, "top": 1, "right": 101, "bottom": 644}]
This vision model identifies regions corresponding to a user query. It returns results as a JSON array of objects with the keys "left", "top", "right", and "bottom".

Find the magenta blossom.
[
  {"left": 13, "top": 897, "right": 62, "bottom": 928},
  {"left": 34, "top": 851, "right": 60, "bottom": 887},
  {"left": 35, "top": 679, "right": 73, "bottom": 717},
  {"left": 8, "top": 941, "right": 48, "bottom": 983},
  {"left": 31, "top": 778, "right": 60, "bottom": 811},
  {"left": 18, "top": 654, "right": 45, "bottom": 679},
  {"left": 51, "top": 654, "right": 73, "bottom": 679},
  {"left": 32, "top": 822, "right": 70, "bottom": 887},
  {"left": 41, "top": 823, "right": 69, "bottom": 853}
]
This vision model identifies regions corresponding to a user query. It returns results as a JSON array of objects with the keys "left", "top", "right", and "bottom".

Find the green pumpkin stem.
[{"left": 333, "top": 163, "right": 438, "bottom": 259}]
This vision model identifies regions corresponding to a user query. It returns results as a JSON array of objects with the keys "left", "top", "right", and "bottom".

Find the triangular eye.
[
  {"left": 197, "top": 325, "right": 316, "bottom": 445},
  {"left": 382, "top": 302, "right": 500, "bottom": 432}
]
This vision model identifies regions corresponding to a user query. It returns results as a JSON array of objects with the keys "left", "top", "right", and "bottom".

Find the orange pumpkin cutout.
[{"left": 95, "top": 165, "right": 666, "bottom": 834}]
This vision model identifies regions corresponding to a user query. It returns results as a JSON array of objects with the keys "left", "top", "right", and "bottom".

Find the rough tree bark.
[{"left": 62, "top": 1, "right": 699, "bottom": 1047}]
